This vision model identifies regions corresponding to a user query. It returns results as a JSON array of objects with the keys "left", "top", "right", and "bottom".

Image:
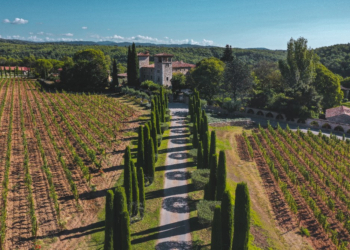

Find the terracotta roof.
[
  {"left": 137, "top": 52, "right": 150, "bottom": 57},
  {"left": 118, "top": 73, "right": 127, "bottom": 77},
  {"left": 326, "top": 106, "right": 350, "bottom": 118},
  {"left": 172, "top": 61, "right": 195, "bottom": 68},
  {"left": 154, "top": 53, "right": 174, "bottom": 57},
  {"left": 142, "top": 64, "right": 155, "bottom": 68},
  {"left": 0, "top": 66, "right": 30, "bottom": 71}
]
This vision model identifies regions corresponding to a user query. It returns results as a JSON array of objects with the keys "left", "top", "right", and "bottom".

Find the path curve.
[{"left": 156, "top": 103, "right": 192, "bottom": 250}]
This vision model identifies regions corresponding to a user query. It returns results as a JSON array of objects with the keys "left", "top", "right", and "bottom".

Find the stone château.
[{"left": 138, "top": 52, "right": 195, "bottom": 87}]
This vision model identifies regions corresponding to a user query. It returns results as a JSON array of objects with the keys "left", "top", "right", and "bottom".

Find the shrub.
[
  {"left": 191, "top": 169, "right": 210, "bottom": 190},
  {"left": 156, "top": 134, "right": 162, "bottom": 147},
  {"left": 197, "top": 200, "right": 221, "bottom": 225},
  {"left": 200, "top": 99, "right": 208, "bottom": 108},
  {"left": 165, "top": 114, "right": 170, "bottom": 122},
  {"left": 160, "top": 122, "right": 169, "bottom": 133},
  {"left": 300, "top": 227, "right": 310, "bottom": 237},
  {"left": 189, "top": 148, "right": 198, "bottom": 163}
]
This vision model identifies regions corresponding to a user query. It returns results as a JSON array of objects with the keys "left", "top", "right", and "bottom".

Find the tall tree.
[
  {"left": 123, "top": 147, "right": 132, "bottom": 214},
  {"left": 203, "top": 131, "right": 210, "bottom": 169},
  {"left": 221, "top": 44, "right": 234, "bottom": 63},
  {"left": 127, "top": 43, "right": 140, "bottom": 87},
  {"left": 137, "top": 167, "right": 146, "bottom": 219},
  {"left": 104, "top": 190, "right": 114, "bottom": 250},
  {"left": 112, "top": 58, "right": 118, "bottom": 90},
  {"left": 216, "top": 151, "right": 227, "bottom": 201},
  {"left": 113, "top": 186, "right": 127, "bottom": 250},
  {"left": 211, "top": 205, "right": 223, "bottom": 250},
  {"left": 147, "top": 138, "right": 155, "bottom": 183},
  {"left": 131, "top": 162, "right": 139, "bottom": 217},
  {"left": 221, "top": 189, "right": 234, "bottom": 250},
  {"left": 143, "top": 124, "right": 150, "bottom": 176},
  {"left": 209, "top": 131, "right": 216, "bottom": 163},
  {"left": 278, "top": 37, "right": 321, "bottom": 119},
  {"left": 197, "top": 141, "right": 204, "bottom": 169},
  {"left": 187, "top": 57, "right": 225, "bottom": 101},
  {"left": 171, "top": 72, "right": 187, "bottom": 98},
  {"left": 208, "top": 154, "right": 218, "bottom": 200},
  {"left": 224, "top": 57, "right": 253, "bottom": 102},
  {"left": 121, "top": 211, "right": 131, "bottom": 250},
  {"left": 232, "top": 182, "right": 251, "bottom": 250},
  {"left": 127, "top": 46, "right": 131, "bottom": 86},
  {"left": 137, "top": 126, "right": 144, "bottom": 169}
]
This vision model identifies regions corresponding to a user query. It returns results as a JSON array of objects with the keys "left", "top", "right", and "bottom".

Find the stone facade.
[{"left": 138, "top": 52, "right": 195, "bottom": 87}]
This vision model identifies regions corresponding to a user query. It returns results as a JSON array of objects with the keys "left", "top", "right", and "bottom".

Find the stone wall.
[
  {"left": 138, "top": 56, "right": 149, "bottom": 68},
  {"left": 162, "top": 62, "right": 172, "bottom": 87}
]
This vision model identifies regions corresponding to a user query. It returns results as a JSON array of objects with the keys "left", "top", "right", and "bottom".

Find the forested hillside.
[
  {"left": 0, "top": 39, "right": 285, "bottom": 66},
  {"left": 314, "top": 43, "right": 350, "bottom": 78}
]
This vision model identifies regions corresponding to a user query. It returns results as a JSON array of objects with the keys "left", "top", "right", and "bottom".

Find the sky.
[{"left": 1, "top": 0, "right": 350, "bottom": 50}]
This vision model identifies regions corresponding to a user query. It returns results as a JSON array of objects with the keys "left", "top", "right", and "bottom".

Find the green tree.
[
  {"left": 131, "top": 162, "right": 139, "bottom": 217},
  {"left": 197, "top": 141, "right": 204, "bottom": 169},
  {"left": 232, "top": 182, "right": 251, "bottom": 250},
  {"left": 113, "top": 186, "right": 127, "bottom": 250},
  {"left": 143, "top": 124, "right": 150, "bottom": 176},
  {"left": 121, "top": 211, "right": 131, "bottom": 250},
  {"left": 36, "top": 59, "right": 53, "bottom": 78},
  {"left": 104, "top": 190, "right": 114, "bottom": 250},
  {"left": 148, "top": 138, "right": 155, "bottom": 183},
  {"left": 123, "top": 147, "right": 132, "bottom": 214},
  {"left": 209, "top": 131, "right": 216, "bottom": 162},
  {"left": 203, "top": 131, "right": 210, "bottom": 169},
  {"left": 208, "top": 154, "right": 218, "bottom": 200},
  {"left": 221, "top": 189, "right": 234, "bottom": 250},
  {"left": 314, "top": 63, "right": 343, "bottom": 109},
  {"left": 216, "top": 151, "right": 227, "bottom": 201},
  {"left": 278, "top": 37, "right": 321, "bottom": 119},
  {"left": 221, "top": 44, "right": 234, "bottom": 63},
  {"left": 224, "top": 58, "right": 253, "bottom": 102},
  {"left": 137, "top": 126, "right": 144, "bottom": 168},
  {"left": 60, "top": 49, "right": 109, "bottom": 91},
  {"left": 137, "top": 167, "right": 146, "bottom": 219},
  {"left": 127, "top": 43, "right": 140, "bottom": 87},
  {"left": 188, "top": 57, "right": 225, "bottom": 101},
  {"left": 192, "top": 123, "right": 199, "bottom": 148},
  {"left": 171, "top": 72, "right": 187, "bottom": 98},
  {"left": 211, "top": 205, "right": 223, "bottom": 249},
  {"left": 112, "top": 58, "right": 119, "bottom": 90}
]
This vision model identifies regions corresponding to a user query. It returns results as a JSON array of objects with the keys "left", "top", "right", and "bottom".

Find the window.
[
  {"left": 158, "top": 57, "right": 162, "bottom": 63},
  {"left": 166, "top": 77, "right": 169, "bottom": 81},
  {"left": 157, "top": 70, "right": 160, "bottom": 73},
  {"left": 158, "top": 77, "right": 160, "bottom": 82}
]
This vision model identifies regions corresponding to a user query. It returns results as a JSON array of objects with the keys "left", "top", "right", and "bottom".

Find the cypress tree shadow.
[
  {"left": 162, "top": 197, "right": 190, "bottom": 213},
  {"left": 170, "top": 139, "right": 190, "bottom": 144},
  {"left": 170, "top": 129, "right": 189, "bottom": 134},
  {"left": 165, "top": 171, "right": 191, "bottom": 180},
  {"left": 168, "top": 152, "right": 191, "bottom": 160},
  {"left": 155, "top": 241, "right": 192, "bottom": 250},
  {"left": 146, "top": 183, "right": 195, "bottom": 200},
  {"left": 156, "top": 162, "right": 195, "bottom": 171}
]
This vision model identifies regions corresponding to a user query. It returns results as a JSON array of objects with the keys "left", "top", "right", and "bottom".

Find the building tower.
[{"left": 154, "top": 53, "right": 173, "bottom": 87}]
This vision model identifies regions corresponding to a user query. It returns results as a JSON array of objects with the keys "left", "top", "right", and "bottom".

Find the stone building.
[
  {"left": 138, "top": 52, "right": 195, "bottom": 87},
  {"left": 325, "top": 106, "right": 350, "bottom": 124}
]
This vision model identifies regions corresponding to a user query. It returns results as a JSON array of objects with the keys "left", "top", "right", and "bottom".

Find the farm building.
[
  {"left": 0, "top": 66, "right": 30, "bottom": 74},
  {"left": 325, "top": 106, "right": 350, "bottom": 124}
]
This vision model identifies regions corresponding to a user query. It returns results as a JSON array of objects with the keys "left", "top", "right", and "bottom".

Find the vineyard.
[
  {"left": 240, "top": 123, "right": 350, "bottom": 249},
  {"left": 0, "top": 79, "right": 141, "bottom": 249}
]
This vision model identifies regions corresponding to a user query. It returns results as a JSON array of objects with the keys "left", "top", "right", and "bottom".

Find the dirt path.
[{"left": 156, "top": 103, "right": 192, "bottom": 250}]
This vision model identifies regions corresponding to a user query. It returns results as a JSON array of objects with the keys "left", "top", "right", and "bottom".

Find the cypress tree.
[
  {"left": 192, "top": 123, "right": 199, "bottom": 148},
  {"left": 121, "top": 211, "right": 131, "bottom": 250},
  {"left": 123, "top": 147, "right": 132, "bottom": 214},
  {"left": 131, "top": 162, "right": 139, "bottom": 217},
  {"left": 203, "top": 183, "right": 210, "bottom": 200},
  {"left": 143, "top": 124, "right": 150, "bottom": 176},
  {"left": 211, "top": 205, "right": 222, "bottom": 250},
  {"left": 197, "top": 141, "right": 203, "bottom": 169},
  {"left": 216, "top": 151, "right": 227, "bottom": 201},
  {"left": 221, "top": 190, "right": 234, "bottom": 250},
  {"left": 137, "top": 167, "right": 145, "bottom": 219},
  {"left": 112, "top": 58, "right": 118, "bottom": 91},
  {"left": 203, "top": 131, "right": 210, "bottom": 169},
  {"left": 137, "top": 126, "right": 144, "bottom": 168},
  {"left": 208, "top": 154, "right": 218, "bottom": 200},
  {"left": 129, "top": 43, "right": 140, "bottom": 87},
  {"left": 148, "top": 138, "right": 155, "bottom": 183},
  {"left": 104, "top": 190, "right": 114, "bottom": 250},
  {"left": 209, "top": 131, "right": 216, "bottom": 164},
  {"left": 232, "top": 182, "right": 251, "bottom": 250},
  {"left": 113, "top": 186, "right": 127, "bottom": 250},
  {"left": 151, "top": 123, "right": 158, "bottom": 159},
  {"left": 126, "top": 46, "right": 131, "bottom": 86}
]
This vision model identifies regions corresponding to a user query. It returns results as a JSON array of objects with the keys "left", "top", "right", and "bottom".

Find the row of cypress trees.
[
  {"left": 127, "top": 43, "right": 140, "bottom": 87},
  {"left": 211, "top": 182, "right": 251, "bottom": 250}
]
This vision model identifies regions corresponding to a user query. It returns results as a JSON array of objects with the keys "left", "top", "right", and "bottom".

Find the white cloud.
[
  {"left": 62, "top": 33, "right": 73, "bottom": 37},
  {"left": 28, "top": 35, "right": 43, "bottom": 42},
  {"left": 11, "top": 18, "right": 28, "bottom": 24},
  {"left": 2, "top": 19, "right": 10, "bottom": 23},
  {"left": 82, "top": 26, "right": 87, "bottom": 29},
  {"left": 37, "top": 31, "right": 44, "bottom": 35},
  {"left": 29, "top": 32, "right": 33, "bottom": 35}
]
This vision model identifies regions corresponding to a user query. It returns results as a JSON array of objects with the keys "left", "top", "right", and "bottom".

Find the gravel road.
[{"left": 156, "top": 103, "right": 192, "bottom": 250}]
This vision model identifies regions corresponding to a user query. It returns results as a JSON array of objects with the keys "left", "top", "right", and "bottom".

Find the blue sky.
[{"left": 1, "top": 0, "right": 350, "bottom": 49}]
